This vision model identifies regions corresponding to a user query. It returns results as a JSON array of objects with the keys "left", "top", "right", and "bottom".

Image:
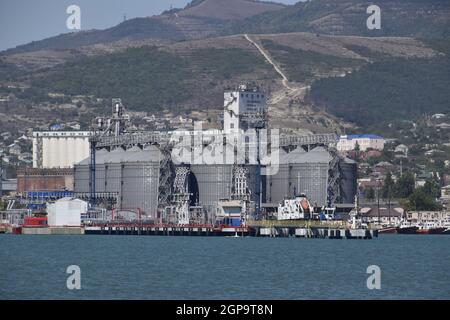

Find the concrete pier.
[
  {"left": 84, "top": 225, "right": 250, "bottom": 237},
  {"left": 22, "top": 227, "right": 84, "bottom": 235},
  {"left": 255, "top": 226, "right": 376, "bottom": 239},
  {"left": 82, "top": 223, "right": 377, "bottom": 239}
]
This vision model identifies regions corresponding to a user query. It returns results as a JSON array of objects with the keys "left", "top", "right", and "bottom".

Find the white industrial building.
[
  {"left": 223, "top": 84, "right": 267, "bottom": 134},
  {"left": 337, "top": 134, "right": 385, "bottom": 152},
  {"left": 47, "top": 197, "right": 87, "bottom": 227},
  {"left": 32, "top": 131, "right": 90, "bottom": 168}
]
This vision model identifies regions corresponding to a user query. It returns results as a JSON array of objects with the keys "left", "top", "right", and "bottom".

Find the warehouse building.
[{"left": 17, "top": 168, "right": 74, "bottom": 192}]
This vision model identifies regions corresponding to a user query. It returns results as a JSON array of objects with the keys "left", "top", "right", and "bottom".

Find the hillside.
[
  {"left": 29, "top": 44, "right": 275, "bottom": 114},
  {"left": 2, "top": 32, "right": 445, "bottom": 135},
  {"left": 307, "top": 39, "right": 450, "bottom": 131},
  {"left": 2, "top": 0, "right": 285, "bottom": 55},
  {"left": 1, "top": 0, "right": 449, "bottom": 135},
  {"left": 4, "top": 0, "right": 450, "bottom": 58},
  {"left": 223, "top": 0, "right": 450, "bottom": 38},
  {"left": 180, "top": 0, "right": 285, "bottom": 20}
]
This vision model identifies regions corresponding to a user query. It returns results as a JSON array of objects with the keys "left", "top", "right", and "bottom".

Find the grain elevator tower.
[{"left": 223, "top": 84, "right": 267, "bottom": 133}]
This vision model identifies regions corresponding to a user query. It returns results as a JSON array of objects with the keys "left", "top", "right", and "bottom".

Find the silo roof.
[
  {"left": 285, "top": 146, "right": 331, "bottom": 164},
  {"left": 76, "top": 146, "right": 162, "bottom": 166},
  {"left": 76, "top": 149, "right": 110, "bottom": 166}
]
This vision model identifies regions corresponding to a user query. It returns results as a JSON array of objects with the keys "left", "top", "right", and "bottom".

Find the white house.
[
  {"left": 441, "top": 185, "right": 450, "bottom": 201},
  {"left": 337, "top": 135, "right": 385, "bottom": 152},
  {"left": 394, "top": 144, "right": 409, "bottom": 157}
]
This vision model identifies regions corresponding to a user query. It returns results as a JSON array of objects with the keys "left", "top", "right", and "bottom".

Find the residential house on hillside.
[
  {"left": 394, "top": 144, "right": 408, "bottom": 157},
  {"left": 337, "top": 134, "right": 385, "bottom": 152}
]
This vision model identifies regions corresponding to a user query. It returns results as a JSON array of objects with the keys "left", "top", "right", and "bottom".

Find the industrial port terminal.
[{"left": 4, "top": 84, "right": 377, "bottom": 239}]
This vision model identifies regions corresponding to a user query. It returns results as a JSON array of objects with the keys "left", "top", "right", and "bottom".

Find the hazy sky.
[{"left": 0, "top": 0, "right": 300, "bottom": 52}]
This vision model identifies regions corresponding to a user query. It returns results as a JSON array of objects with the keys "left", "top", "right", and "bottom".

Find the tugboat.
[
  {"left": 396, "top": 221, "right": 419, "bottom": 234},
  {"left": 416, "top": 221, "right": 446, "bottom": 235}
]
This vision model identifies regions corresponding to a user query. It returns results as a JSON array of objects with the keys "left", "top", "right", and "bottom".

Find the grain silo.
[
  {"left": 339, "top": 157, "right": 357, "bottom": 204},
  {"left": 287, "top": 146, "right": 331, "bottom": 206},
  {"left": 74, "top": 146, "right": 161, "bottom": 217},
  {"left": 265, "top": 148, "right": 289, "bottom": 204},
  {"left": 120, "top": 146, "right": 161, "bottom": 217},
  {"left": 74, "top": 149, "right": 111, "bottom": 193}
]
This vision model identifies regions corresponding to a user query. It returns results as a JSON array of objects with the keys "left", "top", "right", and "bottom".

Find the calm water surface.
[{"left": 0, "top": 234, "right": 449, "bottom": 300}]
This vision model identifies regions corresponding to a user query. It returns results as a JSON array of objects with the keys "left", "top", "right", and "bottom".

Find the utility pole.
[
  {"left": 89, "top": 140, "right": 96, "bottom": 206},
  {"left": 388, "top": 184, "right": 391, "bottom": 224},
  {"left": 0, "top": 155, "right": 3, "bottom": 198},
  {"left": 400, "top": 158, "right": 403, "bottom": 177},
  {"left": 377, "top": 180, "right": 381, "bottom": 224}
]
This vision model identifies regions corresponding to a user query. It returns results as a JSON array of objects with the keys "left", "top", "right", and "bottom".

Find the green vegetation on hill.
[
  {"left": 0, "top": 59, "right": 24, "bottom": 80},
  {"left": 30, "top": 46, "right": 271, "bottom": 112},
  {"left": 34, "top": 47, "right": 192, "bottom": 111},
  {"left": 261, "top": 40, "right": 363, "bottom": 82},
  {"left": 307, "top": 55, "right": 450, "bottom": 129}
]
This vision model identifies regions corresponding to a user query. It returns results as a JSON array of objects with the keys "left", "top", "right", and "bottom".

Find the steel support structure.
[
  {"left": 327, "top": 148, "right": 342, "bottom": 206},
  {"left": 89, "top": 140, "right": 97, "bottom": 205}
]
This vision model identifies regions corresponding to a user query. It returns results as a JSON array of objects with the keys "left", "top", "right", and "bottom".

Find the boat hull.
[
  {"left": 417, "top": 228, "right": 446, "bottom": 235},
  {"left": 396, "top": 226, "right": 418, "bottom": 234},
  {"left": 12, "top": 226, "right": 22, "bottom": 235},
  {"left": 379, "top": 227, "right": 397, "bottom": 234}
]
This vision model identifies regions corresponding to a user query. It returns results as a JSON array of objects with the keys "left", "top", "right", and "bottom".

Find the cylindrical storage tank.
[
  {"left": 289, "top": 162, "right": 329, "bottom": 206},
  {"left": 105, "top": 163, "right": 122, "bottom": 194},
  {"left": 265, "top": 149, "right": 289, "bottom": 204},
  {"left": 74, "top": 149, "right": 111, "bottom": 194},
  {"left": 266, "top": 164, "right": 289, "bottom": 204},
  {"left": 287, "top": 146, "right": 331, "bottom": 207},
  {"left": 121, "top": 162, "right": 160, "bottom": 218},
  {"left": 120, "top": 146, "right": 161, "bottom": 218},
  {"left": 73, "top": 164, "right": 90, "bottom": 193},
  {"left": 246, "top": 164, "right": 265, "bottom": 206},
  {"left": 191, "top": 164, "right": 233, "bottom": 214},
  {"left": 340, "top": 158, "right": 357, "bottom": 204},
  {"left": 95, "top": 163, "right": 106, "bottom": 193}
]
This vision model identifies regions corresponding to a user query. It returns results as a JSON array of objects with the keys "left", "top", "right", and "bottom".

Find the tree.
[
  {"left": 422, "top": 179, "right": 440, "bottom": 199},
  {"left": 354, "top": 141, "right": 361, "bottom": 161},
  {"left": 382, "top": 172, "right": 394, "bottom": 199},
  {"left": 366, "top": 187, "right": 375, "bottom": 201},
  {"left": 395, "top": 172, "right": 415, "bottom": 198},
  {"left": 408, "top": 188, "right": 441, "bottom": 211}
]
